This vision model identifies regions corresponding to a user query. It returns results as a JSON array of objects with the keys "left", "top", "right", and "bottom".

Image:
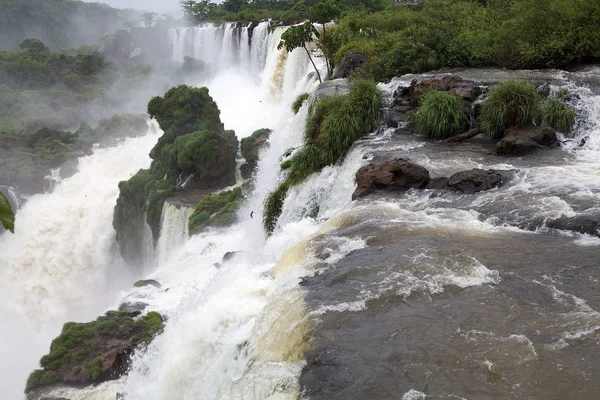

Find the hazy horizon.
[{"left": 82, "top": 0, "right": 183, "bottom": 15}]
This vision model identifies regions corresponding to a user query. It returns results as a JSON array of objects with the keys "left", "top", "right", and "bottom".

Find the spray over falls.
[{"left": 3, "top": 19, "right": 600, "bottom": 400}]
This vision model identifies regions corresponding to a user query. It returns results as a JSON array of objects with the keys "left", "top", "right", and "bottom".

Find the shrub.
[
  {"left": 86, "top": 358, "right": 103, "bottom": 380},
  {"left": 477, "top": 80, "right": 541, "bottom": 138},
  {"left": 240, "top": 128, "right": 271, "bottom": 165},
  {"left": 292, "top": 93, "right": 310, "bottom": 114},
  {"left": 263, "top": 79, "right": 382, "bottom": 233},
  {"left": 25, "top": 370, "right": 57, "bottom": 393},
  {"left": 188, "top": 185, "right": 246, "bottom": 234},
  {"left": 407, "top": 91, "right": 467, "bottom": 139},
  {"left": 541, "top": 90, "right": 576, "bottom": 132}
]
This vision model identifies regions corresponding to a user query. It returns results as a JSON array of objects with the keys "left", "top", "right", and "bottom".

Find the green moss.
[
  {"left": 478, "top": 80, "right": 542, "bottom": 139},
  {"left": 407, "top": 91, "right": 467, "bottom": 139},
  {"left": 292, "top": 93, "right": 310, "bottom": 114},
  {"left": 86, "top": 358, "right": 103, "bottom": 380},
  {"left": 25, "top": 370, "right": 58, "bottom": 393},
  {"left": 240, "top": 128, "right": 272, "bottom": 165},
  {"left": 188, "top": 185, "right": 247, "bottom": 235}
]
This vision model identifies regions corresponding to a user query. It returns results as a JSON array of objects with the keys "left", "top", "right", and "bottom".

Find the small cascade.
[{"left": 155, "top": 201, "right": 194, "bottom": 266}]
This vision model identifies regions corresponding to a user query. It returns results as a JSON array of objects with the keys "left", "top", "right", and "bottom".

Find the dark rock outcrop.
[
  {"left": 547, "top": 216, "right": 600, "bottom": 236},
  {"left": 496, "top": 126, "right": 558, "bottom": 155},
  {"left": 333, "top": 51, "right": 368, "bottom": 79},
  {"left": 353, "top": 158, "right": 430, "bottom": 199},
  {"left": 447, "top": 169, "right": 513, "bottom": 194},
  {"left": 386, "top": 106, "right": 412, "bottom": 128},
  {"left": 407, "top": 75, "right": 465, "bottom": 106},
  {"left": 133, "top": 279, "right": 161, "bottom": 288}
]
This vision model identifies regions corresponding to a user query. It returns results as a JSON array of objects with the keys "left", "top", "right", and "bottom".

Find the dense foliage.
[
  {"left": 263, "top": 79, "right": 381, "bottom": 233},
  {"left": 114, "top": 86, "right": 237, "bottom": 263},
  {"left": 0, "top": 0, "right": 137, "bottom": 50},
  {"left": 292, "top": 93, "right": 310, "bottom": 114},
  {"left": 407, "top": 91, "right": 467, "bottom": 139},
  {"left": 241, "top": 128, "right": 272, "bottom": 165}
]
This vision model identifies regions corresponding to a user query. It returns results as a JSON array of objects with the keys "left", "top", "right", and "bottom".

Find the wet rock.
[
  {"left": 426, "top": 177, "right": 450, "bottom": 190},
  {"left": 386, "top": 106, "right": 412, "bottom": 128},
  {"left": 547, "top": 216, "right": 600, "bottom": 236},
  {"left": 333, "top": 51, "right": 369, "bottom": 79},
  {"left": 59, "top": 158, "right": 79, "bottom": 179},
  {"left": 223, "top": 251, "right": 238, "bottom": 262},
  {"left": 408, "top": 75, "right": 464, "bottom": 106},
  {"left": 393, "top": 128, "right": 413, "bottom": 136},
  {"left": 240, "top": 163, "right": 254, "bottom": 180},
  {"left": 118, "top": 301, "right": 148, "bottom": 314},
  {"left": 447, "top": 169, "right": 512, "bottom": 194},
  {"left": 133, "top": 279, "right": 161, "bottom": 288},
  {"left": 41, "top": 397, "right": 71, "bottom": 400},
  {"left": 449, "top": 84, "right": 482, "bottom": 102},
  {"left": 497, "top": 126, "right": 558, "bottom": 155},
  {"left": 116, "top": 393, "right": 126, "bottom": 400},
  {"left": 313, "top": 79, "right": 350, "bottom": 101},
  {"left": 353, "top": 158, "right": 430, "bottom": 199}
]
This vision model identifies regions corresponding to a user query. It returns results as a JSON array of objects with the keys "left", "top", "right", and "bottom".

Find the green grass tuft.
[
  {"left": 541, "top": 91, "right": 576, "bottom": 132},
  {"left": 407, "top": 90, "right": 467, "bottom": 139},
  {"left": 292, "top": 93, "right": 310, "bottom": 114},
  {"left": 263, "top": 182, "right": 290, "bottom": 235},
  {"left": 478, "top": 80, "right": 542, "bottom": 139}
]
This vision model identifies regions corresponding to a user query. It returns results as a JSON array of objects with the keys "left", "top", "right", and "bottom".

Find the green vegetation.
[
  {"left": 477, "top": 80, "right": 541, "bottom": 138},
  {"left": 26, "top": 310, "right": 164, "bottom": 393},
  {"left": 0, "top": 192, "right": 15, "bottom": 232},
  {"left": 241, "top": 128, "right": 272, "bottom": 165},
  {"left": 264, "top": 79, "right": 381, "bottom": 233},
  {"left": 292, "top": 93, "right": 310, "bottom": 114},
  {"left": 407, "top": 91, "right": 467, "bottom": 139},
  {"left": 114, "top": 86, "right": 237, "bottom": 262},
  {"left": 278, "top": 22, "right": 323, "bottom": 83},
  {"left": 541, "top": 89, "right": 577, "bottom": 132},
  {"left": 188, "top": 185, "right": 249, "bottom": 235}
]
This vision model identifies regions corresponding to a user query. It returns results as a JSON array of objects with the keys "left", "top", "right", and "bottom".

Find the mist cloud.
[{"left": 82, "top": 0, "right": 182, "bottom": 15}]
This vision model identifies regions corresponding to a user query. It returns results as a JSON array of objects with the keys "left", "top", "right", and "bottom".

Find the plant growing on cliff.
[
  {"left": 541, "top": 89, "right": 576, "bottom": 132},
  {"left": 292, "top": 93, "right": 310, "bottom": 114},
  {"left": 478, "top": 80, "right": 542, "bottom": 139},
  {"left": 241, "top": 128, "right": 271, "bottom": 165},
  {"left": 188, "top": 185, "right": 248, "bottom": 235},
  {"left": 407, "top": 91, "right": 467, "bottom": 139},
  {"left": 263, "top": 79, "right": 382, "bottom": 234},
  {"left": 278, "top": 23, "right": 322, "bottom": 83},
  {"left": 0, "top": 192, "right": 15, "bottom": 232}
]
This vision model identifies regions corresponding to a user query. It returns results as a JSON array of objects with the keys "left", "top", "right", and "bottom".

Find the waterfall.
[
  {"left": 155, "top": 202, "right": 194, "bottom": 266},
  {"left": 0, "top": 124, "right": 161, "bottom": 400}
]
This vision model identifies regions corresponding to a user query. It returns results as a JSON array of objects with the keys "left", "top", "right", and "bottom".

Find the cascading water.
[
  {"left": 10, "top": 18, "right": 600, "bottom": 400},
  {"left": 155, "top": 202, "right": 194, "bottom": 266},
  {"left": 0, "top": 124, "right": 161, "bottom": 400}
]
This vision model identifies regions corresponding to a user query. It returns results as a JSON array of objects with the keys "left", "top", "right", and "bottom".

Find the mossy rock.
[
  {"left": 25, "top": 310, "right": 165, "bottom": 393},
  {"left": 133, "top": 279, "right": 161, "bottom": 288},
  {"left": 188, "top": 184, "right": 249, "bottom": 235}
]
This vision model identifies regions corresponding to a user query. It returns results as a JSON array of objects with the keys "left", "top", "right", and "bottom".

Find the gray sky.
[{"left": 83, "top": 0, "right": 182, "bottom": 15}]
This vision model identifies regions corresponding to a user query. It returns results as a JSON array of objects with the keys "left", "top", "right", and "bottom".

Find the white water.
[
  {"left": 155, "top": 202, "right": 194, "bottom": 266},
  {"left": 0, "top": 125, "right": 161, "bottom": 400}
]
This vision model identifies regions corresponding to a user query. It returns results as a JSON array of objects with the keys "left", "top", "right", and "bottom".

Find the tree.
[
  {"left": 0, "top": 192, "right": 15, "bottom": 233},
  {"left": 180, "top": 0, "right": 214, "bottom": 21},
  {"left": 19, "top": 38, "right": 49, "bottom": 53},
  {"left": 140, "top": 12, "right": 157, "bottom": 27},
  {"left": 309, "top": 0, "right": 341, "bottom": 76},
  {"left": 278, "top": 22, "right": 322, "bottom": 83}
]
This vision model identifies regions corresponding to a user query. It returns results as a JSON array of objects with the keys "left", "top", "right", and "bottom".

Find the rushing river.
[{"left": 1, "top": 21, "right": 599, "bottom": 400}]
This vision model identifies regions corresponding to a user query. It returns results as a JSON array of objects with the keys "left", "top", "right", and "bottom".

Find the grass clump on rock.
[
  {"left": 292, "top": 93, "right": 310, "bottom": 114},
  {"left": 477, "top": 80, "right": 542, "bottom": 139},
  {"left": 541, "top": 89, "right": 576, "bottom": 132},
  {"left": 407, "top": 90, "right": 467, "bottom": 139},
  {"left": 263, "top": 79, "right": 382, "bottom": 234}
]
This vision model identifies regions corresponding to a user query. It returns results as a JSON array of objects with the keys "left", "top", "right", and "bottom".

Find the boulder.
[
  {"left": 133, "top": 279, "right": 161, "bottom": 288},
  {"left": 497, "top": 126, "right": 558, "bottom": 155},
  {"left": 408, "top": 75, "right": 464, "bottom": 106},
  {"left": 333, "top": 51, "right": 369, "bottom": 79},
  {"left": 386, "top": 106, "right": 412, "bottom": 128},
  {"left": 447, "top": 169, "right": 512, "bottom": 194},
  {"left": 426, "top": 177, "right": 450, "bottom": 190},
  {"left": 118, "top": 302, "right": 149, "bottom": 314},
  {"left": 313, "top": 79, "right": 350, "bottom": 101},
  {"left": 449, "top": 84, "right": 482, "bottom": 102},
  {"left": 547, "top": 216, "right": 600, "bottom": 236},
  {"left": 353, "top": 158, "right": 430, "bottom": 199}
]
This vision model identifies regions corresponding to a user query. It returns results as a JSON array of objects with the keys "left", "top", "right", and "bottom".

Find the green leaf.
[{"left": 0, "top": 192, "right": 15, "bottom": 233}]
